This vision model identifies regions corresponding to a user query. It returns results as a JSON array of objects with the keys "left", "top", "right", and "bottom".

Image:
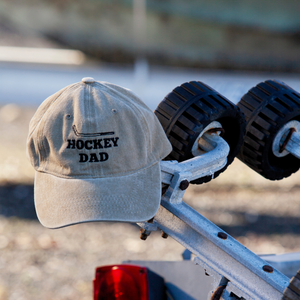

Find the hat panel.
[
  {"left": 26, "top": 83, "right": 79, "bottom": 169},
  {"left": 38, "top": 90, "right": 78, "bottom": 175},
  {"left": 27, "top": 135, "right": 41, "bottom": 170},
  {"left": 27, "top": 83, "right": 77, "bottom": 139},
  {"left": 99, "top": 81, "right": 172, "bottom": 162},
  {"left": 40, "top": 83, "right": 152, "bottom": 178}
]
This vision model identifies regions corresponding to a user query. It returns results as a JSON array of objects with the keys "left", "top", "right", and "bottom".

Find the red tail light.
[{"left": 94, "top": 265, "right": 149, "bottom": 300}]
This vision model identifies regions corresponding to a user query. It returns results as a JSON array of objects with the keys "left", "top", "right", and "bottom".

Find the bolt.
[
  {"left": 263, "top": 265, "right": 273, "bottom": 273},
  {"left": 140, "top": 228, "right": 149, "bottom": 241},
  {"left": 217, "top": 232, "right": 227, "bottom": 240},
  {"left": 179, "top": 180, "right": 189, "bottom": 191},
  {"left": 161, "top": 231, "right": 168, "bottom": 239},
  {"left": 140, "top": 233, "right": 148, "bottom": 240}
]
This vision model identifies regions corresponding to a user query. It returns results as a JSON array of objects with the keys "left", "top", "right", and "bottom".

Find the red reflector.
[{"left": 94, "top": 265, "right": 149, "bottom": 300}]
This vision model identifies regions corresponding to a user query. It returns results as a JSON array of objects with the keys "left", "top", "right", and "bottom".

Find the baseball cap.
[{"left": 27, "top": 77, "right": 172, "bottom": 229}]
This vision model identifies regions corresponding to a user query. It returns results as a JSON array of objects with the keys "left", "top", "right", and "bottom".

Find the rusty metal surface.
[
  {"left": 210, "top": 285, "right": 226, "bottom": 300},
  {"left": 279, "top": 128, "right": 296, "bottom": 153}
]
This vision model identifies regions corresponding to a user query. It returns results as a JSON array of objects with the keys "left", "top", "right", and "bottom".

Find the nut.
[
  {"left": 179, "top": 180, "right": 189, "bottom": 191},
  {"left": 161, "top": 231, "right": 168, "bottom": 239},
  {"left": 140, "top": 228, "right": 149, "bottom": 241}
]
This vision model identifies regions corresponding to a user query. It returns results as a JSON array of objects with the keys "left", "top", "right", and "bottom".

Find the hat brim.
[{"left": 34, "top": 163, "right": 162, "bottom": 229}]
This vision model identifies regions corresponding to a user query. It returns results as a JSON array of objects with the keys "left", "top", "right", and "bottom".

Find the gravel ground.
[{"left": 1, "top": 105, "right": 300, "bottom": 299}]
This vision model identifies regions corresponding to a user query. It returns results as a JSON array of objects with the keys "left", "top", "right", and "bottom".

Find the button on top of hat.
[{"left": 82, "top": 77, "right": 95, "bottom": 84}]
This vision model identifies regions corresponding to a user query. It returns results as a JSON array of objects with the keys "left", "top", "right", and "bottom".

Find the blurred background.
[{"left": 1, "top": 0, "right": 300, "bottom": 299}]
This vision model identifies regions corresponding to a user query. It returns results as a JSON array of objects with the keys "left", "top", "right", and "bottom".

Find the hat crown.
[{"left": 27, "top": 81, "right": 169, "bottom": 179}]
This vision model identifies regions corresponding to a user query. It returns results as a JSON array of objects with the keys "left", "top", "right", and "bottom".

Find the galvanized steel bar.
[
  {"left": 139, "top": 127, "right": 291, "bottom": 299},
  {"left": 285, "top": 130, "right": 300, "bottom": 159},
  {"left": 153, "top": 201, "right": 290, "bottom": 300},
  {"left": 160, "top": 133, "right": 229, "bottom": 204}
]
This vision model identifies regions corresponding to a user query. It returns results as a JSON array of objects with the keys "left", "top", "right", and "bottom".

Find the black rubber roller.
[
  {"left": 154, "top": 81, "right": 246, "bottom": 184},
  {"left": 282, "top": 268, "right": 300, "bottom": 300},
  {"left": 237, "top": 80, "right": 300, "bottom": 180}
]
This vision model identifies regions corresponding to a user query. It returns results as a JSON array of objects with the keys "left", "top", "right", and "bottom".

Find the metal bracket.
[
  {"left": 137, "top": 125, "right": 291, "bottom": 299},
  {"left": 272, "top": 120, "right": 300, "bottom": 158},
  {"left": 160, "top": 132, "right": 229, "bottom": 204}
]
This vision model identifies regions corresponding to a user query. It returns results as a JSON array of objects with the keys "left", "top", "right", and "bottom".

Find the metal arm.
[{"left": 138, "top": 128, "right": 290, "bottom": 300}]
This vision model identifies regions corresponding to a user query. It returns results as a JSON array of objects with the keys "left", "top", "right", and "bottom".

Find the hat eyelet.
[
  {"left": 112, "top": 109, "right": 117, "bottom": 114},
  {"left": 66, "top": 114, "right": 72, "bottom": 119}
]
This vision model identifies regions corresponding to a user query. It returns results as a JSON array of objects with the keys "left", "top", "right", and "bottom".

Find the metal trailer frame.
[{"left": 137, "top": 124, "right": 300, "bottom": 300}]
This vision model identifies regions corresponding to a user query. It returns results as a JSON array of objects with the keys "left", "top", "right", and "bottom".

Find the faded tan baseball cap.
[{"left": 27, "top": 77, "right": 172, "bottom": 228}]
